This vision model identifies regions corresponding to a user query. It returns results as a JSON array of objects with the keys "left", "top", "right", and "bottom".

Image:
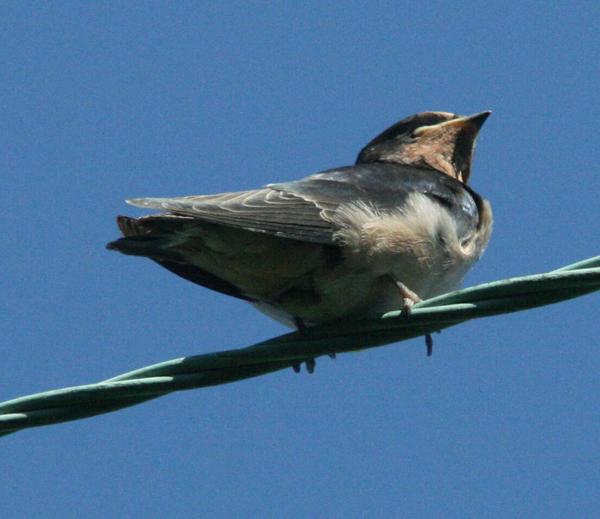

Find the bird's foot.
[
  {"left": 291, "top": 354, "right": 337, "bottom": 374},
  {"left": 292, "top": 358, "right": 316, "bottom": 374},
  {"left": 394, "top": 280, "right": 422, "bottom": 317},
  {"left": 393, "top": 280, "right": 434, "bottom": 356},
  {"left": 425, "top": 334, "right": 433, "bottom": 356},
  {"left": 291, "top": 317, "right": 335, "bottom": 373},
  {"left": 292, "top": 317, "right": 316, "bottom": 373}
]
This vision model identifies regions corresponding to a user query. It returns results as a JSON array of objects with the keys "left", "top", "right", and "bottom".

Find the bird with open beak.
[{"left": 107, "top": 111, "right": 493, "bottom": 364}]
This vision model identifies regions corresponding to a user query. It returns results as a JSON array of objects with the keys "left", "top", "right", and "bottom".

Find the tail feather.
[
  {"left": 106, "top": 235, "right": 173, "bottom": 257},
  {"left": 106, "top": 215, "right": 184, "bottom": 257},
  {"left": 116, "top": 215, "right": 192, "bottom": 237},
  {"left": 106, "top": 215, "right": 252, "bottom": 301}
]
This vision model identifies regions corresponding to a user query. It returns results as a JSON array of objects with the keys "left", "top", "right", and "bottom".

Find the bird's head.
[{"left": 356, "top": 111, "right": 491, "bottom": 184}]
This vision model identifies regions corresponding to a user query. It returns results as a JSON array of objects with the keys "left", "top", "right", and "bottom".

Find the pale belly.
[{"left": 251, "top": 253, "right": 474, "bottom": 328}]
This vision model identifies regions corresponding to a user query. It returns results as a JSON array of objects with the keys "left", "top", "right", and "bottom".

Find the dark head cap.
[{"left": 356, "top": 111, "right": 491, "bottom": 184}]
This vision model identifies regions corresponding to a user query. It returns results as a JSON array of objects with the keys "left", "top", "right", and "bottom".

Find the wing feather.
[
  {"left": 126, "top": 164, "right": 481, "bottom": 245},
  {"left": 127, "top": 188, "right": 337, "bottom": 243}
]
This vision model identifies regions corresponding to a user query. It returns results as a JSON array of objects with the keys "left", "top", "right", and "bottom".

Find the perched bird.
[{"left": 108, "top": 111, "right": 493, "bottom": 350}]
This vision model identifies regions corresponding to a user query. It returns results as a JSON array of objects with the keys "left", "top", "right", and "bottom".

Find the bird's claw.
[
  {"left": 292, "top": 358, "right": 316, "bottom": 374},
  {"left": 394, "top": 280, "right": 422, "bottom": 317},
  {"left": 425, "top": 334, "right": 433, "bottom": 356},
  {"left": 291, "top": 354, "right": 336, "bottom": 374},
  {"left": 393, "top": 279, "right": 433, "bottom": 356},
  {"left": 402, "top": 298, "right": 416, "bottom": 317}
]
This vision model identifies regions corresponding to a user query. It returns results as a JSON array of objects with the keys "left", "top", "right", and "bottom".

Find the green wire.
[{"left": 1, "top": 255, "right": 598, "bottom": 436}]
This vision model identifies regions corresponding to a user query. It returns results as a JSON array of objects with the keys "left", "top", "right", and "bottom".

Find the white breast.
[
  {"left": 329, "top": 192, "right": 493, "bottom": 299},
  {"left": 252, "top": 192, "right": 492, "bottom": 327}
]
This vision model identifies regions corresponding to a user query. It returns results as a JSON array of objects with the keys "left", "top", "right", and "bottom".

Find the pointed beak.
[
  {"left": 446, "top": 110, "right": 491, "bottom": 131},
  {"left": 465, "top": 110, "right": 492, "bottom": 128},
  {"left": 413, "top": 111, "right": 492, "bottom": 137}
]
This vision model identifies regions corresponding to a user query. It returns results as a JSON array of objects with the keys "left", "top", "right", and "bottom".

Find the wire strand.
[{"left": 1, "top": 255, "right": 599, "bottom": 436}]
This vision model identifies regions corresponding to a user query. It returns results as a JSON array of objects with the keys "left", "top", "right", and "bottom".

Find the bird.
[{"left": 107, "top": 110, "right": 493, "bottom": 366}]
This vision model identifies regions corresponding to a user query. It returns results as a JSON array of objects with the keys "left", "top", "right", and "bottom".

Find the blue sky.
[{"left": 2, "top": 2, "right": 599, "bottom": 517}]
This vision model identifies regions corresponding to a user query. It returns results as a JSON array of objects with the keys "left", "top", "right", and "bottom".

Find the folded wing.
[
  {"left": 127, "top": 187, "right": 336, "bottom": 244},
  {"left": 126, "top": 163, "right": 481, "bottom": 245}
]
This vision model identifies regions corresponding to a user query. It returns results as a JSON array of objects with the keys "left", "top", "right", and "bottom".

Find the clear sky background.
[{"left": 2, "top": 2, "right": 599, "bottom": 518}]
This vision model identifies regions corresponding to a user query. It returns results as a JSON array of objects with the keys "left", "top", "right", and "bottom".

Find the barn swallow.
[{"left": 107, "top": 111, "right": 493, "bottom": 366}]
